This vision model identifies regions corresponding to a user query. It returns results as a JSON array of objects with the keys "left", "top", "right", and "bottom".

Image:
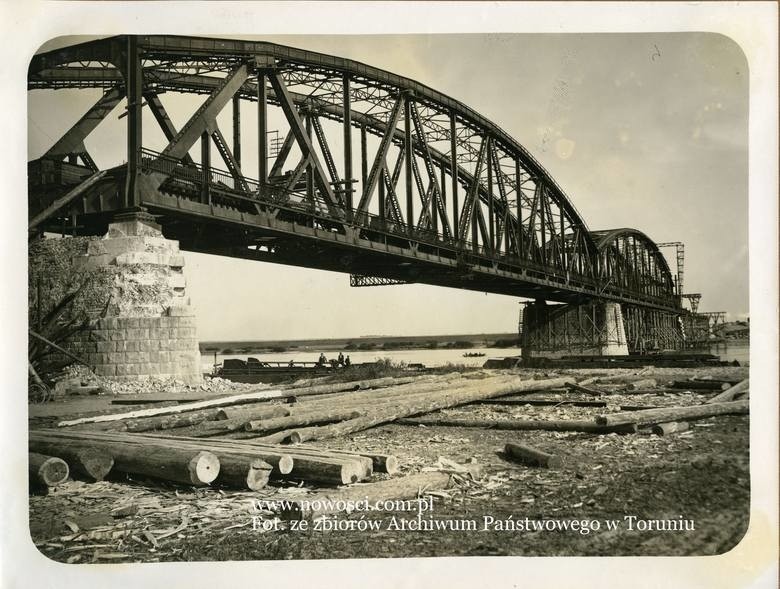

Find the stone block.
[
  {"left": 109, "top": 330, "right": 126, "bottom": 342},
  {"left": 89, "top": 329, "right": 108, "bottom": 342},
  {"left": 169, "top": 274, "right": 187, "bottom": 289},
  {"left": 95, "top": 364, "right": 115, "bottom": 377},
  {"left": 96, "top": 341, "right": 113, "bottom": 353},
  {"left": 116, "top": 251, "right": 174, "bottom": 266},
  {"left": 106, "top": 218, "right": 162, "bottom": 238}
]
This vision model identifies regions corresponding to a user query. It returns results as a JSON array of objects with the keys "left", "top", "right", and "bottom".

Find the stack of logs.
[{"left": 31, "top": 372, "right": 749, "bottom": 492}]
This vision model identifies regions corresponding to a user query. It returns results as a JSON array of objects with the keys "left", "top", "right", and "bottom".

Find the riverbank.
[{"left": 29, "top": 364, "right": 749, "bottom": 561}]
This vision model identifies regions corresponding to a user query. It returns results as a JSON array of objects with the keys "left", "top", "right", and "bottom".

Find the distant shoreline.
[{"left": 200, "top": 333, "right": 520, "bottom": 355}]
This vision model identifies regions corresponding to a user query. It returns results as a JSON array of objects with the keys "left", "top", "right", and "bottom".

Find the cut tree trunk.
[
  {"left": 648, "top": 422, "right": 690, "bottom": 436},
  {"left": 29, "top": 432, "right": 220, "bottom": 485},
  {"left": 28, "top": 440, "right": 113, "bottom": 481},
  {"left": 670, "top": 380, "right": 730, "bottom": 391},
  {"left": 567, "top": 383, "right": 606, "bottom": 396},
  {"left": 33, "top": 430, "right": 294, "bottom": 477},
  {"left": 504, "top": 442, "right": 562, "bottom": 468},
  {"left": 215, "top": 457, "right": 272, "bottom": 491},
  {"left": 277, "top": 376, "right": 576, "bottom": 443},
  {"left": 29, "top": 452, "right": 69, "bottom": 487},
  {"left": 396, "top": 416, "right": 637, "bottom": 434},
  {"left": 123, "top": 409, "right": 222, "bottom": 433},
  {"left": 244, "top": 408, "right": 363, "bottom": 432},
  {"left": 627, "top": 379, "right": 657, "bottom": 390},
  {"left": 594, "top": 400, "right": 749, "bottom": 427},
  {"left": 706, "top": 379, "right": 749, "bottom": 404}
]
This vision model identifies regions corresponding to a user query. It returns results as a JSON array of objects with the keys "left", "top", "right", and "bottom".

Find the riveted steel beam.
[
  {"left": 267, "top": 70, "right": 340, "bottom": 215},
  {"left": 44, "top": 86, "right": 123, "bottom": 159}
]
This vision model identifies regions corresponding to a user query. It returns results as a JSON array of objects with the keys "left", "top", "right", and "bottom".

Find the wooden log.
[
  {"left": 245, "top": 408, "right": 363, "bottom": 432},
  {"left": 123, "top": 409, "right": 222, "bottom": 432},
  {"left": 594, "top": 399, "right": 749, "bottom": 427},
  {"left": 145, "top": 433, "right": 382, "bottom": 478},
  {"left": 357, "top": 453, "right": 399, "bottom": 475},
  {"left": 282, "top": 376, "right": 575, "bottom": 443},
  {"left": 29, "top": 452, "right": 69, "bottom": 487},
  {"left": 578, "top": 372, "right": 645, "bottom": 386},
  {"left": 280, "top": 455, "right": 368, "bottom": 486},
  {"left": 29, "top": 433, "right": 220, "bottom": 485},
  {"left": 649, "top": 421, "right": 690, "bottom": 436},
  {"left": 627, "top": 379, "right": 657, "bottom": 390},
  {"left": 57, "top": 390, "right": 287, "bottom": 427},
  {"left": 278, "top": 471, "right": 454, "bottom": 520},
  {"left": 137, "top": 433, "right": 377, "bottom": 482},
  {"left": 357, "top": 375, "right": 419, "bottom": 389},
  {"left": 216, "top": 404, "right": 290, "bottom": 421},
  {"left": 705, "top": 379, "right": 749, "bottom": 404},
  {"left": 669, "top": 380, "right": 730, "bottom": 391},
  {"left": 290, "top": 373, "right": 468, "bottom": 409},
  {"left": 215, "top": 457, "right": 272, "bottom": 491},
  {"left": 395, "top": 417, "right": 637, "bottom": 434},
  {"left": 504, "top": 442, "right": 561, "bottom": 468},
  {"left": 475, "top": 398, "right": 660, "bottom": 411},
  {"left": 241, "top": 376, "right": 474, "bottom": 437},
  {"left": 567, "top": 383, "right": 606, "bottom": 396},
  {"left": 33, "top": 430, "right": 295, "bottom": 477},
  {"left": 192, "top": 406, "right": 291, "bottom": 435},
  {"left": 27, "top": 440, "right": 114, "bottom": 481}
]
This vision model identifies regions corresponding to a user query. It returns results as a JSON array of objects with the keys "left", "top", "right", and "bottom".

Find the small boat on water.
[{"left": 462, "top": 352, "right": 486, "bottom": 358}]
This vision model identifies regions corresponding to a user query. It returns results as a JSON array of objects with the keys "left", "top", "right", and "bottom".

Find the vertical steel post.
[
  {"left": 342, "top": 74, "right": 353, "bottom": 218},
  {"left": 516, "top": 158, "right": 523, "bottom": 259},
  {"left": 378, "top": 176, "right": 386, "bottom": 221},
  {"left": 404, "top": 95, "right": 413, "bottom": 230},
  {"left": 257, "top": 72, "right": 268, "bottom": 196},
  {"left": 232, "top": 94, "right": 241, "bottom": 169},
  {"left": 360, "top": 124, "right": 368, "bottom": 188},
  {"left": 539, "top": 182, "right": 547, "bottom": 265},
  {"left": 437, "top": 163, "right": 446, "bottom": 235},
  {"left": 124, "top": 35, "right": 143, "bottom": 209},
  {"left": 487, "top": 137, "right": 494, "bottom": 253},
  {"left": 450, "top": 111, "right": 458, "bottom": 238},
  {"left": 559, "top": 206, "right": 566, "bottom": 271},
  {"left": 305, "top": 113, "right": 314, "bottom": 205},
  {"left": 200, "top": 130, "right": 211, "bottom": 205}
]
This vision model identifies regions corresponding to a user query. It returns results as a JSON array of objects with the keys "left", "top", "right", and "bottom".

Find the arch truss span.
[{"left": 27, "top": 35, "right": 680, "bottom": 312}]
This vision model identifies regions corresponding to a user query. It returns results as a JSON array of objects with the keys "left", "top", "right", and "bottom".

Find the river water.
[{"left": 201, "top": 341, "right": 750, "bottom": 373}]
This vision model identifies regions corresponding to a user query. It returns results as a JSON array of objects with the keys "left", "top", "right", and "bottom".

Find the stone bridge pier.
[{"left": 42, "top": 212, "right": 203, "bottom": 384}]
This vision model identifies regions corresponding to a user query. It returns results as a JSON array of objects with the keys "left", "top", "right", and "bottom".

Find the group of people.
[{"left": 317, "top": 352, "right": 351, "bottom": 368}]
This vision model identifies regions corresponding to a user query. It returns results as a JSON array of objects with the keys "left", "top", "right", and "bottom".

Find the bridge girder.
[{"left": 27, "top": 35, "right": 680, "bottom": 312}]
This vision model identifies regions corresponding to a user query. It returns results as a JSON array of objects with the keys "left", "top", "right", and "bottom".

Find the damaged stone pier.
[{"left": 38, "top": 212, "right": 202, "bottom": 384}]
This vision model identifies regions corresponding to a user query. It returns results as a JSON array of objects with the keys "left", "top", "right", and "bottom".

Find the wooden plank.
[{"left": 57, "top": 390, "right": 286, "bottom": 427}]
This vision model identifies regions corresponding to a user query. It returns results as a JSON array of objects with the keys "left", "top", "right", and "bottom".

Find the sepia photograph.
[{"left": 2, "top": 1, "right": 778, "bottom": 588}]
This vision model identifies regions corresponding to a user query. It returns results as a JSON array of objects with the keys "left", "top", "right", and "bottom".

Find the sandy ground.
[{"left": 28, "top": 366, "right": 750, "bottom": 562}]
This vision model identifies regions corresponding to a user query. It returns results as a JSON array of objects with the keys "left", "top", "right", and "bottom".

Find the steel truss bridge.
[{"left": 28, "top": 35, "right": 683, "bottom": 327}]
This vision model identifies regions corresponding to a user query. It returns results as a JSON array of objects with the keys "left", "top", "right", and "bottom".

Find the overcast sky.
[{"left": 28, "top": 33, "right": 748, "bottom": 340}]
